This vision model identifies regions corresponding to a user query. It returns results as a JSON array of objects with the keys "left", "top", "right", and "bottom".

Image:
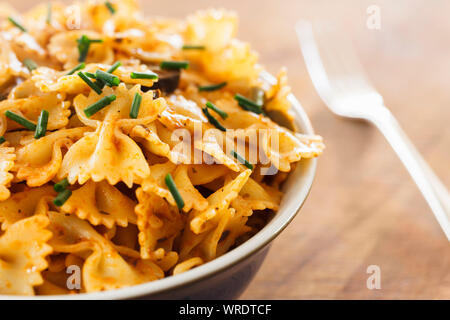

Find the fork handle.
[{"left": 368, "top": 106, "right": 450, "bottom": 240}]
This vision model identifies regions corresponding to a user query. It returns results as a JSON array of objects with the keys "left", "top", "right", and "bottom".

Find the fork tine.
[{"left": 296, "top": 20, "right": 374, "bottom": 96}]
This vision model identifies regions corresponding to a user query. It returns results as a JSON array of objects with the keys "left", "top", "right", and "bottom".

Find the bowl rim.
[{"left": 0, "top": 71, "right": 317, "bottom": 300}]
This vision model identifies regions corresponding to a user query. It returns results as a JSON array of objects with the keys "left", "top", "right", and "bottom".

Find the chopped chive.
[
  {"left": 231, "top": 150, "right": 254, "bottom": 170},
  {"left": 202, "top": 107, "right": 226, "bottom": 132},
  {"left": 93, "top": 62, "right": 122, "bottom": 89},
  {"left": 130, "top": 71, "right": 158, "bottom": 80},
  {"left": 54, "top": 178, "right": 69, "bottom": 192},
  {"left": 182, "top": 45, "right": 205, "bottom": 50},
  {"left": 105, "top": 1, "right": 116, "bottom": 14},
  {"left": 34, "top": 110, "right": 49, "bottom": 139},
  {"left": 66, "top": 62, "right": 85, "bottom": 75},
  {"left": 85, "top": 72, "right": 97, "bottom": 79},
  {"left": 83, "top": 94, "right": 116, "bottom": 117},
  {"left": 199, "top": 82, "right": 227, "bottom": 92},
  {"left": 78, "top": 72, "right": 102, "bottom": 94},
  {"left": 8, "top": 17, "right": 26, "bottom": 32},
  {"left": 129, "top": 92, "right": 142, "bottom": 119},
  {"left": 205, "top": 101, "right": 228, "bottom": 119},
  {"left": 53, "top": 189, "right": 72, "bottom": 207},
  {"left": 46, "top": 3, "right": 52, "bottom": 24},
  {"left": 107, "top": 61, "right": 121, "bottom": 73},
  {"left": 23, "top": 58, "right": 37, "bottom": 71},
  {"left": 160, "top": 61, "right": 189, "bottom": 70},
  {"left": 77, "top": 35, "right": 103, "bottom": 62},
  {"left": 0, "top": 137, "right": 5, "bottom": 144},
  {"left": 234, "top": 93, "right": 264, "bottom": 114},
  {"left": 96, "top": 70, "right": 120, "bottom": 87},
  {"left": 5, "top": 110, "right": 36, "bottom": 131},
  {"left": 77, "top": 35, "right": 90, "bottom": 62},
  {"left": 165, "top": 173, "right": 185, "bottom": 210}
]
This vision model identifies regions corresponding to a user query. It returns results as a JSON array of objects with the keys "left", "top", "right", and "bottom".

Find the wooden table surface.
[{"left": 12, "top": 0, "right": 450, "bottom": 299}]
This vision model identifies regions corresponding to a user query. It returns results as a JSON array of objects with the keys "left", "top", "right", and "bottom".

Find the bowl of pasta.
[{"left": 0, "top": 0, "right": 324, "bottom": 299}]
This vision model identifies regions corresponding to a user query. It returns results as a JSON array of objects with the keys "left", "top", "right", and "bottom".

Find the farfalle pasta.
[{"left": 0, "top": 0, "right": 324, "bottom": 296}]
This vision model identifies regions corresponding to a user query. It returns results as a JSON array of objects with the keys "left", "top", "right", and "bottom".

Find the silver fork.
[{"left": 296, "top": 20, "right": 450, "bottom": 241}]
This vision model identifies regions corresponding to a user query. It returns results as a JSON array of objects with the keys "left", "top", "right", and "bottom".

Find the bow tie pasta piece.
[
  {"left": 60, "top": 180, "right": 137, "bottom": 229},
  {"left": 0, "top": 146, "right": 15, "bottom": 201},
  {"left": 14, "top": 127, "right": 89, "bottom": 187},
  {"left": 190, "top": 169, "right": 251, "bottom": 234},
  {"left": 141, "top": 162, "right": 208, "bottom": 212},
  {"left": 231, "top": 177, "right": 282, "bottom": 217},
  {"left": 157, "top": 95, "right": 207, "bottom": 131},
  {"left": 0, "top": 215, "right": 52, "bottom": 295},
  {"left": 135, "top": 189, "right": 184, "bottom": 264},
  {"left": 48, "top": 30, "right": 114, "bottom": 69},
  {"left": 31, "top": 65, "right": 101, "bottom": 95},
  {"left": 0, "top": 92, "right": 71, "bottom": 132},
  {"left": 0, "top": 34, "right": 28, "bottom": 88},
  {"left": 0, "top": 185, "right": 55, "bottom": 230},
  {"left": 264, "top": 68, "right": 295, "bottom": 128},
  {"left": 73, "top": 83, "right": 166, "bottom": 129},
  {"left": 6, "top": 28, "right": 47, "bottom": 64},
  {"left": 45, "top": 210, "right": 163, "bottom": 292},
  {"left": 183, "top": 10, "right": 261, "bottom": 90},
  {"left": 261, "top": 128, "right": 325, "bottom": 172},
  {"left": 59, "top": 114, "right": 150, "bottom": 187},
  {"left": 184, "top": 9, "right": 237, "bottom": 53}
]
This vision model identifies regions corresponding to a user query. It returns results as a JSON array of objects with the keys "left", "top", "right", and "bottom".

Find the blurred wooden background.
[{"left": 10, "top": 0, "right": 450, "bottom": 299}]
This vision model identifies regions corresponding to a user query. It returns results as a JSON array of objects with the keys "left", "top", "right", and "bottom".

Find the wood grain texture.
[{"left": 9, "top": 0, "right": 450, "bottom": 299}]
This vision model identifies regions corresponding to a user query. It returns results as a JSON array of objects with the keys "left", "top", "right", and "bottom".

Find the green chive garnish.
[
  {"left": 77, "top": 35, "right": 90, "bottom": 62},
  {"left": 165, "top": 173, "right": 185, "bottom": 210},
  {"left": 107, "top": 61, "right": 121, "bottom": 73},
  {"left": 66, "top": 62, "right": 85, "bottom": 75},
  {"left": 234, "top": 93, "right": 264, "bottom": 114},
  {"left": 129, "top": 92, "right": 142, "bottom": 119},
  {"left": 130, "top": 71, "right": 158, "bottom": 80},
  {"left": 0, "top": 137, "right": 5, "bottom": 144},
  {"left": 46, "top": 3, "right": 52, "bottom": 24},
  {"left": 83, "top": 95, "right": 116, "bottom": 117},
  {"left": 205, "top": 101, "right": 228, "bottom": 119},
  {"left": 199, "top": 82, "right": 227, "bottom": 92},
  {"left": 202, "top": 107, "right": 226, "bottom": 132},
  {"left": 8, "top": 17, "right": 26, "bottom": 32},
  {"left": 53, "top": 189, "right": 72, "bottom": 207},
  {"left": 160, "top": 61, "right": 189, "bottom": 70},
  {"left": 96, "top": 70, "right": 120, "bottom": 87},
  {"left": 54, "top": 178, "right": 69, "bottom": 192},
  {"left": 78, "top": 71, "right": 102, "bottom": 94},
  {"left": 182, "top": 45, "right": 205, "bottom": 50},
  {"left": 93, "top": 62, "right": 122, "bottom": 89},
  {"left": 23, "top": 58, "right": 37, "bottom": 71},
  {"left": 231, "top": 150, "right": 254, "bottom": 170},
  {"left": 34, "top": 110, "right": 49, "bottom": 139},
  {"left": 85, "top": 72, "right": 97, "bottom": 79},
  {"left": 77, "top": 35, "right": 103, "bottom": 62},
  {"left": 5, "top": 110, "right": 36, "bottom": 131},
  {"left": 105, "top": 1, "right": 116, "bottom": 14}
]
